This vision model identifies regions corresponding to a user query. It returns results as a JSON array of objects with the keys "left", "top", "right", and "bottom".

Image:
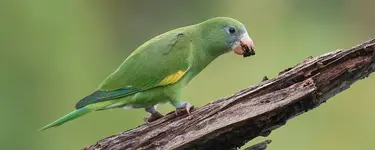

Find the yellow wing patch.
[{"left": 158, "top": 70, "right": 188, "bottom": 86}]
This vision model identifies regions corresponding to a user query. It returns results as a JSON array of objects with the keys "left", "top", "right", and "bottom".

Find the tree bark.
[
  {"left": 244, "top": 140, "right": 272, "bottom": 150},
  {"left": 84, "top": 39, "right": 375, "bottom": 150}
]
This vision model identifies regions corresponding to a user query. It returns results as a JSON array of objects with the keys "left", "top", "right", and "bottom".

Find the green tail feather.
[{"left": 39, "top": 106, "right": 92, "bottom": 131}]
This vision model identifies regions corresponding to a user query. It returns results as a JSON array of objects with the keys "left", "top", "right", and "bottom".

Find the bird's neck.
[
  {"left": 186, "top": 42, "right": 220, "bottom": 83},
  {"left": 182, "top": 25, "right": 225, "bottom": 84}
]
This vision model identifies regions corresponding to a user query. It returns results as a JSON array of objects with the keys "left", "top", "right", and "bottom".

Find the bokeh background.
[{"left": 1, "top": 0, "right": 375, "bottom": 150}]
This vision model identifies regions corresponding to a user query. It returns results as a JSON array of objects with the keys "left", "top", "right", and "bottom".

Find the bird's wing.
[{"left": 75, "top": 31, "right": 192, "bottom": 109}]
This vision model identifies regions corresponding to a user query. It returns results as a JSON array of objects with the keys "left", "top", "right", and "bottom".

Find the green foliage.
[{"left": 1, "top": 0, "right": 374, "bottom": 149}]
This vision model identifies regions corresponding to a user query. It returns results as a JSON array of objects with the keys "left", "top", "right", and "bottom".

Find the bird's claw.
[
  {"left": 143, "top": 111, "right": 164, "bottom": 123},
  {"left": 175, "top": 102, "right": 194, "bottom": 116}
]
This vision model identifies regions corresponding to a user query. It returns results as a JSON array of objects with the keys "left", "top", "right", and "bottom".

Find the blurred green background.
[{"left": 1, "top": 0, "right": 375, "bottom": 150}]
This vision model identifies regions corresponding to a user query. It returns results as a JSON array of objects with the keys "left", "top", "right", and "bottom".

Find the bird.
[{"left": 40, "top": 17, "right": 255, "bottom": 131}]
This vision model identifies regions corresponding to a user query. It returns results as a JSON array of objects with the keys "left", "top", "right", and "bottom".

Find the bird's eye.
[{"left": 228, "top": 27, "right": 236, "bottom": 34}]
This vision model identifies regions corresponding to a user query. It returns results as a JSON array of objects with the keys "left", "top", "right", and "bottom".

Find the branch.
[
  {"left": 84, "top": 39, "right": 375, "bottom": 150},
  {"left": 244, "top": 140, "right": 272, "bottom": 150}
]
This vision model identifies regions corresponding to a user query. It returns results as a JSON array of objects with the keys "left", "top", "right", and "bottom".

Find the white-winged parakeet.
[{"left": 40, "top": 17, "right": 255, "bottom": 130}]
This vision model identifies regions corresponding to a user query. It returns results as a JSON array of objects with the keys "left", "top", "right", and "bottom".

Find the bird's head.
[{"left": 197, "top": 17, "right": 255, "bottom": 57}]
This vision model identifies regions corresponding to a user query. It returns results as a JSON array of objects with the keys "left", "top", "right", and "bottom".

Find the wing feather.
[{"left": 75, "top": 30, "right": 192, "bottom": 108}]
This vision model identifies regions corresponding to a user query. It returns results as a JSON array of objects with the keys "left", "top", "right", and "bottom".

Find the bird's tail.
[{"left": 39, "top": 103, "right": 107, "bottom": 131}]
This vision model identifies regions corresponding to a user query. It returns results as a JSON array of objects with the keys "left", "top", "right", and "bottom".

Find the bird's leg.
[
  {"left": 143, "top": 105, "right": 164, "bottom": 123},
  {"left": 171, "top": 101, "right": 194, "bottom": 116}
]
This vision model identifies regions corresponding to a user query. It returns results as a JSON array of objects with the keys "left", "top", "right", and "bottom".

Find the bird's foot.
[
  {"left": 175, "top": 102, "right": 194, "bottom": 116},
  {"left": 144, "top": 111, "right": 164, "bottom": 123}
]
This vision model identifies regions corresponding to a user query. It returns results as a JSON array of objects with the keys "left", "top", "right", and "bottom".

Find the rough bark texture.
[{"left": 84, "top": 39, "right": 375, "bottom": 150}]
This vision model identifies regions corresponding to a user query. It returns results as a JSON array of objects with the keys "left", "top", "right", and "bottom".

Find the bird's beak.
[{"left": 232, "top": 33, "right": 255, "bottom": 57}]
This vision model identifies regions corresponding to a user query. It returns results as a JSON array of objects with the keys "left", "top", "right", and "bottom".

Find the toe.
[
  {"left": 175, "top": 102, "right": 194, "bottom": 116},
  {"left": 143, "top": 117, "right": 150, "bottom": 123}
]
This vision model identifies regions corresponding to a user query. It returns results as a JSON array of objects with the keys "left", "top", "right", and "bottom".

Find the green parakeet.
[{"left": 40, "top": 17, "right": 255, "bottom": 130}]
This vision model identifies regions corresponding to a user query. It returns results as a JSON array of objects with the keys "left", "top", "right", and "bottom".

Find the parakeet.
[{"left": 40, "top": 17, "right": 255, "bottom": 130}]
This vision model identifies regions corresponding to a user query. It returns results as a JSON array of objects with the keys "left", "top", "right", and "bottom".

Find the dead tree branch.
[
  {"left": 244, "top": 140, "right": 272, "bottom": 150},
  {"left": 84, "top": 39, "right": 375, "bottom": 150}
]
